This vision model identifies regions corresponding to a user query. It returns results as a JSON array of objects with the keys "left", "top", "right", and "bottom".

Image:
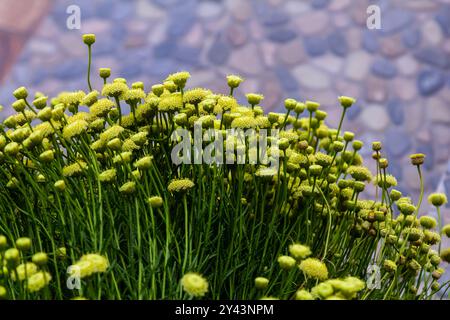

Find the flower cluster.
[{"left": 0, "top": 34, "right": 448, "bottom": 300}]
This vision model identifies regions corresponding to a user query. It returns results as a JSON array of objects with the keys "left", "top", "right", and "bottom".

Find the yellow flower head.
[
  {"left": 167, "top": 179, "right": 195, "bottom": 193},
  {"left": 27, "top": 271, "right": 52, "bottom": 292},
  {"left": 62, "top": 120, "right": 88, "bottom": 140},
  {"left": 181, "top": 272, "right": 208, "bottom": 297},
  {"left": 289, "top": 243, "right": 312, "bottom": 260},
  {"left": 90, "top": 98, "right": 115, "bottom": 117},
  {"left": 299, "top": 258, "right": 329, "bottom": 280}
]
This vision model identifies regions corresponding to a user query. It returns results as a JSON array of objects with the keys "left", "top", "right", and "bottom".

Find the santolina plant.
[{"left": 0, "top": 34, "right": 449, "bottom": 300}]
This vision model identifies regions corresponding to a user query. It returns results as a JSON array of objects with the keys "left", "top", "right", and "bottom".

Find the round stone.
[{"left": 360, "top": 104, "right": 390, "bottom": 131}]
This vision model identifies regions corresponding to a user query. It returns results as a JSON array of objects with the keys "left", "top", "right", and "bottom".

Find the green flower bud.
[
  {"left": 332, "top": 141, "right": 344, "bottom": 152},
  {"left": 306, "top": 101, "right": 320, "bottom": 112},
  {"left": 390, "top": 189, "right": 402, "bottom": 201},
  {"left": 0, "top": 235, "right": 7, "bottom": 250},
  {"left": 284, "top": 98, "right": 297, "bottom": 111},
  {"left": 4, "top": 248, "right": 20, "bottom": 267},
  {"left": 32, "top": 252, "right": 48, "bottom": 266},
  {"left": 309, "top": 164, "right": 322, "bottom": 176},
  {"left": 428, "top": 193, "right": 447, "bottom": 207},
  {"left": 442, "top": 224, "right": 450, "bottom": 238},
  {"left": 372, "top": 141, "right": 382, "bottom": 151},
  {"left": 151, "top": 84, "right": 165, "bottom": 97},
  {"left": 39, "top": 150, "right": 54, "bottom": 163},
  {"left": 147, "top": 196, "right": 163, "bottom": 209},
  {"left": 4, "top": 142, "right": 20, "bottom": 156},
  {"left": 33, "top": 96, "right": 47, "bottom": 109},
  {"left": 82, "top": 33, "right": 96, "bottom": 46},
  {"left": 338, "top": 96, "right": 355, "bottom": 108},
  {"left": 99, "top": 68, "right": 111, "bottom": 79},
  {"left": 254, "top": 277, "right": 269, "bottom": 290},
  {"left": 134, "top": 156, "right": 153, "bottom": 170},
  {"left": 294, "top": 102, "right": 305, "bottom": 114},
  {"left": 54, "top": 180, "right": 66, "bottom": 192},
  {"left": 295, "top": 289, "right": 314, "bottom": 300},
  {"left": 107, "top": 138, "right": 122, "bottom": 151},
  {"left": 12, "top": 99, "right": 26, "bottom": 112},
  {"left": 119, "top": 181, "right": 136, "bottom": 195},
  {"left": 277, "top": 255, "right": 296, "bottom": 270},
  {"left": 410, "top": 153, "right": 425, "bottom": 166},
  {"left": 279, "top": 138, "right": 290, "bottom": 150},
  {"left": 246, "top": 93, "right": 264, "bottom": 106},
  {"left": 13, "top": 86, "right": 28, "bottom": 100},
  {"left": 420, "top": 216, "right": 437, "bottom": 230},
  {"left": 227, "top": 75, "right": 243, "bottom": 89}
]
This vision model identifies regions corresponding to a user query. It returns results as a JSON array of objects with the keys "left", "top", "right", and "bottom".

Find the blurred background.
[{"left": 0, "top": 0, "right": 449, "bottom": 226}]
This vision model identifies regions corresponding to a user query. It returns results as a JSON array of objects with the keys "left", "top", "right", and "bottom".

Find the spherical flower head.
[
  {"left": 62, "top": 119, "right": 88, "bottom": 140},
  {"left": 81, "top": 90, "right": 98, "bottom": 107},
  {"left": 383, "top": 259, "right": 397, "bottom": 273},
  {"left": 299, "top": 258, "right": 328, "bottom": 280},
  {"left": 99, "top": 125, "right": 123, "bottom": 142},
  {"left": 309, "top": 164, "right": 323, "bottom": 177},
  {"left": 39, "top": 150, "right": 55, "bottom": 163},
  {"left": 404, "top": 227, "right": 423, "bottom": 242},
  {"left": 4, "top": 141, "right": 20, "bottom": 156},
  {"left": 338, "top": 96, "right": 355, "bottom": 109},
  {"left": 352, "top": 140, "right": 363, "bottom": 151},
  {"left": 98, "top": 168, "right": 116, "bottom": 183},
  {"left": 295, "top": 289, "right": 314, "bottom": 300},
  {"left": 428, "top": 193, "right": 447, "bottom": 207},
  {"left": 168, "top": 178, "right": 195, "bottom": 194},
  {"left": 374, "top": 174, "right": 397, "bottom": 189},
  {"left": 33, "top": 96, "right": 47, "bottom": 109},
  {"left": 62, "top": 161, "right": 88, "bottom": 177},
  {"left": 99, "top": 68, "right": 111, "bottom": 79},
  {"left": 183, "top": 88, "right": 211, "bottom": 105},
  {"left": 372, "top": 141, "right": 382, "bottom": 151},
  {"left": 54, "top": 179, "right": 66, "bottom": 192},
  {"left": 4, "top": 248, "right": 20, "bottom": 266},
  {"left": 442, "top": 224, "right": 450, "bottom": 238},
  {"left": 181, "top": 272, "right": 208, "bottom": 297},
  {"left": 167, "top": 71, "right": 191, "bottom": 89},
  {"left": 79, "top": 254, "right": 109, "bottom": 273},
  {"left": 147, "top": 196, "right": 163, "bottom": 209},
  {"left": 289, "top": 243, "right": 311, "bottom": 260},
  {"left": 346, "top": 165, "right": 372, "bottom": 182},
  {"left": 230, "top": 116, "right": 258, "bottom": 129},
  {"left": 58, "top": 90, "right": 85, "bottom": 107},
  {"left": 15, "top": 237, "right": 32, "bottom": 251},
  {"left": 0, "top": 235, "right": 7, "bottom": 250},
  {"left": 11, "top": 262, "right": 38, "bottom": 281},
  {"left": 306, "top": 101, "right": 320, "bottom": 113},
  {"left": 311, "top": 282, "right": 334, "bottom": 299},
  {"left": 163, "top": 80, "right": 177, "bottom": 93},
  {"left": 12, "top": 99, "right": 26, "bottom": 112},
  {"left": 102, "top": 82, "right": 129, "bottom": 98},
  {"left": 332, "top": 140, "right": 345, "bottom": 152},
  {"left": 123, "top": 88, "right": 146, "bottom": 105},
  {"left": 0, "top": 286, "right": 6, "bottom": 299},
  {"left": 315, "top": 110, "right": 327, "bottom": 121},
  {"left": 32, "top": 252, "right": 48, "bottom": 266},
  {"left": 246, "top": 93, "right": 264, "bottom": 106},
  {"left": 397, "top": 201, "right": 416, "bottom": 215},
  {"left": 119, "top": 181, "right": 136, "bottom": 195},
  {"left": 13, "top": 86, "right": 28, "bottom": 100},
  {"left": 410, "top": 153, "right": 425, "bottom": 166},
  {"left": 277, "top": 255, "right": 296, "bottom": 270},
  {"left": 134, "top": 156, "right": 153, "bottom": 170},
  {"left": 159, "top": 93, "right": 184, "bottom": 113},
  {"left": 227, "top": 74, "right": 243, "bottom": 89},
  {"left": 151, "top": 84, "right": 165, "bottom": 97},
  {"left": 27, "top": 271, "right": 52, "bottom": 292},
  {"left": 254, "top": 277, "right": 269, "bottom": 290},
  {"left": 420, "top": 216, "right": 437, "bottom": 230},
  {"left": 82, "top": 33, "right": 96, "bottom": 46},
  {"left": 441, "top": 248, "right": 450, "bottom": 263}
]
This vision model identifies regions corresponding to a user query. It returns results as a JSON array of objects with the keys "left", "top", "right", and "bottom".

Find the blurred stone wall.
[{"left": 0, "top": 0, "right": 449, "bottom": 215}]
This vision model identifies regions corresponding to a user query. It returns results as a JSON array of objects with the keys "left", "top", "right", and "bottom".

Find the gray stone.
[
  {"left": 344, "top": 51, "right": 372, "bottom": 81},
  {"left": 207, "top": 38, "right": 231, "bottom": 66},
  {"left": 360, "top": 104, "right": 390, "bottom": 131},
  {"left": 312, "top": 0, "right": 330, "bottom": 9},
  {"left": 381, "top": 9, "right": 413, "bottom": 35},
  {"left": 268, "top": 28, "right": 297, "bottom": 43},
  {"left": 168, "top": 7, "right": 196, "bottom": 38},
  {"left": 371, "top": 59, "right": 397, "bottom": 79},
  {"left": 292, "top": 64, "right": 330, "bottom": 90},
  {"left": 295, "top": 11, "right": 329, "bottom": 35},
  {"left": 396, "top": 55, "right": 419, "bottom": 77},
  {"left": 380, "top": 35, "right": 406, "bottom": 58},
  {"left": 402, "top": 28, "right": 421, "bottom": 48},
  {"left": 328, "top": 32, "right": 348, "bottom": 57},
  {"left": 154, "top": 41, "right": 176, "bottom": 59},
  {"left": 277, "top": 41, "right": 306, "bottom": 65},
  {"left": 52, "top": 59, "right": 86, "bottom": 80},
  {"left": 435, "top": 5, "right": 450, "bottom": 37},
  {"left": 427, "top": 97, "right": 450, "bottom": 124},
  {"left": 362, "top": 31, "right": 379, "bottom": 53},
  {"left": 274, "top": 66, "right": 298, "bottom": 92},
  {"left": 385, "top": 129, "right": 412, "bottom": 157},
  {"left": 174, "top": 45, "right": 201, "bottom": 66},
  {"left": 146, "top": 59, "right": 179, "bottom": 77},
  {"left": 197, "top": 1, "right": 222, "bottom": 19},
  {"left": 387, "top": 99, "right": 404, "bottom": 125},
  {"left": 413, "top": 47, "right": 450, "bottom": 69},
  {"left": 417, "top": 70, "right": 445, "bottom": 96},
  {"left": 226, "top": 24, "right": 248, "bottom": 48},
  {"left": 365, "top": 76, "right": 387, "bottom": 102},
  {"left": 256, "top": 3, "right": 289, "bottom": 27},
  {"left": 303, "top": 37, "right": 327, "bottom": 57},
  {"left": 229, "top": 43, "right": 264, "bottom": 75},
  {"left": 422, "top": 20, "right": 443, "bottom": 46}
]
